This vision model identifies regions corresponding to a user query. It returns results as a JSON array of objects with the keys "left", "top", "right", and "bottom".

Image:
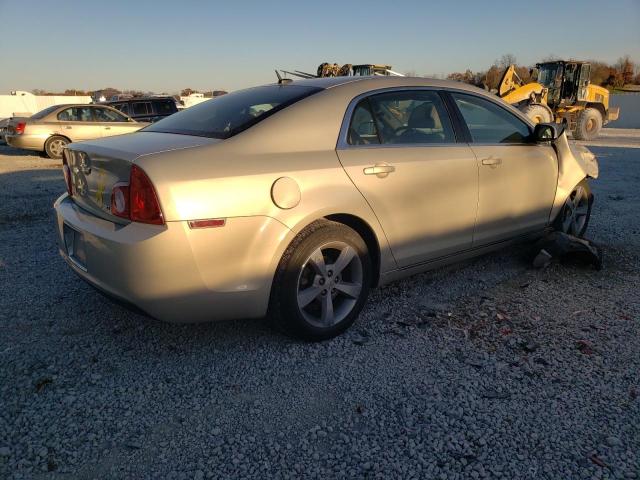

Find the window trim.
[
  {"left": 337, "top": 87, "right": 538, "bottom": 150},
  {"left": 443, "top": 91, "right": 535, "bottom": 146},
  {"left": 338, "top": 87, "right": 465, "bottom": 150}
]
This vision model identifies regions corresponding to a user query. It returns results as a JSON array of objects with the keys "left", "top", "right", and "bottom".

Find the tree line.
[{"left": 445, "top": 54, "right": 639, "bottom": 91}]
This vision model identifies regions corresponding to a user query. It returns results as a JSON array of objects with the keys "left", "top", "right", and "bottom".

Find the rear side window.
[
  {"left": 132, "top": 102, "right": 151, "bottom": 116},
  {"left": 57, "top": 107, "right": 94, "bottom": 122},
  {"left": 153, "top": 100, "right": 176, "bottom": 115},
  {"left": 451, "top": 93, "right": 531, "bottom": 144},
  {"left": 145, "top": 85, "right": 323, "bottom": 139}
]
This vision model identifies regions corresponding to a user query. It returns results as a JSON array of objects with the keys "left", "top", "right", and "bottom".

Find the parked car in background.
[
  {"left": 0, "top": 119, "right": 8, "bottom": 144},
  {"left": 107, "top": 97, "right": 178, "bottom": 123},
  {"left": 5, "top": 104, "right": 145, "bottom": 159},
  {"left": 55, "top": 77, "right": 598, "bottom": 340}
]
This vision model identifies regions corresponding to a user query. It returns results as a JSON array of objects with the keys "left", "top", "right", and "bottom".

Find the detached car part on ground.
[
  {"left": 55, "top": 77, "right": 598, "bottom": 341},
  {"left": 4, "top": 104, "right": 145, "bottom": 159}
]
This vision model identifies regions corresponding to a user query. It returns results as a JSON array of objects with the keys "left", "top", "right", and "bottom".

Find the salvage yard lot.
[{"left": 0, "top": 134, "right": 639, "bottom": 479}]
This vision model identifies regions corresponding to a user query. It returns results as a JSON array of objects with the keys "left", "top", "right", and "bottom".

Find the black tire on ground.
[
  {"left": 553, "top": 179, "right": 593, "bottom": 238},
  {"left": 270, "top": 219, "right": 372, "bottom": 341},
  {"left": 44, "top": 135, "right": 69, "bottom": 159},
  {"left": 573, "top": 108, "right": 603, "bottom": 141},
  {"left": 522, "top": 104, "right": 553, "bottom": 124}
]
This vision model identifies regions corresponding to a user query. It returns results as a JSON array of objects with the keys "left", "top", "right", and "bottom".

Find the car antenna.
[{"left": 275, "top": 70, "right": 293, "bottom": 84}]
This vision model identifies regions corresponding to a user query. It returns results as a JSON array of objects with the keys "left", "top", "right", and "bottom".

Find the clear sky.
[{"left": 1, "top": 0, "right": 638, "bottom": 93}]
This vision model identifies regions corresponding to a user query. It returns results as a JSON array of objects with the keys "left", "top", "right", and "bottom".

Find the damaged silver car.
[{"left": 54, "top": 77, "right": 598, "bottom": 340}]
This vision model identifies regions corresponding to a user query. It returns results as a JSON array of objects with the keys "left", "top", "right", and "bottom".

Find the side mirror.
[{"left": 533, "top": 122, "right": 564, "bottom": 142}]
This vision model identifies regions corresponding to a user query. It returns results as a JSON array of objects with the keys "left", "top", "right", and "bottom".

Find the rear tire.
[
  {"left": 522, "top": 104, "right": 552, "bottom": 124},
  {"left": 554, "top": 180, "right": 592, "bottom": 237},
  {"left": 44, "top": 136, "right": 68, "bottom": 159},
  {"left": 270, "top": 220, "right": 372, "bottom": 341},
  {"left": 573, "top": 108, "right": 602, "bottom": 140}
]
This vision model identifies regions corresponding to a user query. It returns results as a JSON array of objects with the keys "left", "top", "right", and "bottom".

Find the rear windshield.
[
  {"left": 144, "top": 85, "right": 322, "bottom": 139},
  {"left": 31, "top": 105, "right": 63, "bottom": 119}
]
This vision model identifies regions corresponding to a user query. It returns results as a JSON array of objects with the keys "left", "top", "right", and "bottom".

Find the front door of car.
[
  {"left": 337, "top": 90, "right": 478, "bottom": 268},
  {"left": 92, "top": 107, "right": 138, "bottom": 137},
  {"left": 449, "top": 92, "right": 558, "bottom": 245},
  {"left": 56, "top": 106, "right": 102, "bottom": 141}
]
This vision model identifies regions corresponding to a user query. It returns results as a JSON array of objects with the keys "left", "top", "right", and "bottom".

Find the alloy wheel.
[
  {"left": 561, "top": 186, "right": 590, "bottom": 235},
  {"left": 296, "top": 241, "right": 363, "bottom": 328},
  {"left": 49, "top": 138, "right": 66, "bottom": 158}
]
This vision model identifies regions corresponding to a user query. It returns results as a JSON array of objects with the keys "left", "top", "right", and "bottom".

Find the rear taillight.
[
  {"left": 62, "top": 150, "right": 73, "bottom": 195},
  {"left": 15, "top": 122, "right": 26, "bottom": 135},
  {"left": 110, "top": 165, "right": 164, "bottom": 225}
]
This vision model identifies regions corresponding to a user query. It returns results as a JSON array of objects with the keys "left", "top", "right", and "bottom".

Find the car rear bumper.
[
  {"left": 5, "top": 133, "right": 47, "bottom": 151},
  {"left": 54, "top": 194, "right": 292, "bottom": 323}
]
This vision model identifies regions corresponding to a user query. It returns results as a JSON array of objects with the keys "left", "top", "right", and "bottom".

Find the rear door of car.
[
  {"left": 56, "top": 106, "right": 103, "bottom": 141},
  {"left": 336, "top": 88, "right": 479, "bottom": 267},
  {"left": 447, "top": 91, "right": 558, "bottom": 245}
]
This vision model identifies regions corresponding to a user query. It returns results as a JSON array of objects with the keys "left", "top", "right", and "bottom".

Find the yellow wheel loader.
[{"left": 498, "top": 61, "right": 620, "bottom": 140}]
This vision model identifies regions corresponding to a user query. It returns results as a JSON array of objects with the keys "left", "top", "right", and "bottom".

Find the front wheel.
[
  {"left": 271, "top": 220, "right": 372, "bottom": 341},
  {"left": 44, "top": 135, "right": 68, "bottom": 159},
  {"left": 554, "top": 180, "right": 592, "bottom": 237},
  {"left": 573, "top": 108, "right": 602, "bottom": 140}
]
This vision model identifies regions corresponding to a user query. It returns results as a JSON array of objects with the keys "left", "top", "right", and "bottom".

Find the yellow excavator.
[{"left": 498, "top": 61, "right": 619, "bottom": 140}]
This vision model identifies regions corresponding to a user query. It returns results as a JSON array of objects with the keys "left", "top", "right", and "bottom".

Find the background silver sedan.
[
  {"left": 5, "top": 104, "right": 145, "bottom": 159},
  {"left": 54, "top": 77, "right": 598, "bottom": 340}
]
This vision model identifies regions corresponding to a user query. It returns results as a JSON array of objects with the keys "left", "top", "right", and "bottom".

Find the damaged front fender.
[{"left": 550, "top": 132, "right": 599, "bottom": 222}]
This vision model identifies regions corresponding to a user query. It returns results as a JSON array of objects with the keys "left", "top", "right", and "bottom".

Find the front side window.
[
  {"left": 93, "top": 107, "right": 128, "bottom": 122},
  {"left": 347, "top": 90, "right": 455, "bottom": 146},
  {"left": 451, "top": 93, "right": 531, "bottom": 144},
  {"left": 145, "top": 85, "right": 322, "bottom": 139},
  {"left": 57, "top": 107, "right": 94, "bottom": 122}
]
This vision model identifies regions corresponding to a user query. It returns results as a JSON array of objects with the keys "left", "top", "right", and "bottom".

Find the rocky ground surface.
[{"left": 0, "top": 137, "right": 638, "bottom": 479}]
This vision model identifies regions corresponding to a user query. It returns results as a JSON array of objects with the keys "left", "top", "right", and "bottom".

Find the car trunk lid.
[{"left": 65, "top": 131, "right": 220, "bottom": 222}]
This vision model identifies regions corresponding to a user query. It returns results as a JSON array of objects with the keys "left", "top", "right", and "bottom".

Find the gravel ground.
[{"left": 0, "top": 137, "right": 638, "bottom": 480}]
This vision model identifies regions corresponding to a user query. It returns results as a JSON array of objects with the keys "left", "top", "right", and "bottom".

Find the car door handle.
[
  {"left": 481, "top": 156, "right": 502, "bottom": 166},
  {"left": 363, "top": 164, "right": 396, "bottom": 177},
  {"left": 104, "top": 127, "right": 111, "bottom": 130},
  {"left": 64, "top": 126, "right": 72, "bottom": 130}
]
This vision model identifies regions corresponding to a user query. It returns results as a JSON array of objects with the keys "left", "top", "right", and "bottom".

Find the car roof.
[
  {"left": 269, "top": 75, "right": 491, "bottom": 95},
  {"left": 106, "top": 97, "right": 175, "bottom": 103}
]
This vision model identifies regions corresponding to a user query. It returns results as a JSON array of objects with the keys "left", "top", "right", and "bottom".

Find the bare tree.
[{"left": 496, "top": 53, "right": 517, "bottom": 69}]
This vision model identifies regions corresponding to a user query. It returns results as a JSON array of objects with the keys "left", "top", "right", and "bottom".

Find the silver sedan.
[{"left": 54, "top": 77, "right": 598, "bottom": 340}]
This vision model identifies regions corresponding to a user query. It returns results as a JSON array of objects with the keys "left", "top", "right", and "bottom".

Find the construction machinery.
[
  {"left": 280, "top": 63, "right": 404, "bottom": 81},
  {"left": 498, "top": 61, "right": 619, "bottom": 140}
]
